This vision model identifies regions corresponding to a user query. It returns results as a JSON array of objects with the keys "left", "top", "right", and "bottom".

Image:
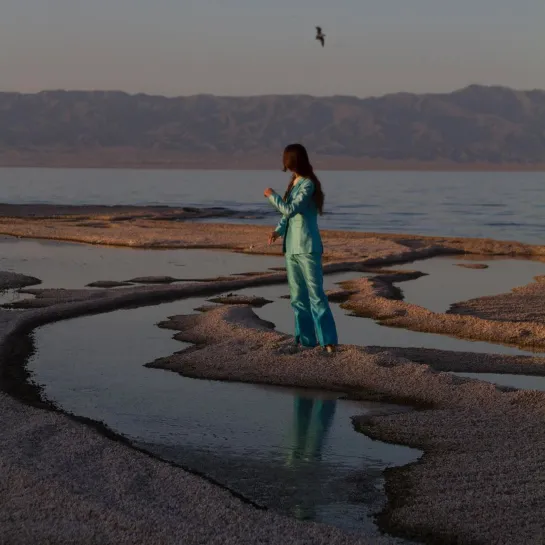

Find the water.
[
  {"left": 454, "top": 373, "right": 545, "bottom": 392},
  {"left": 0, "top": 236, "right": 283, "bottom": 290},
  {"left": 26, "top": 296, "right": 419, "bottom": 537},
  {"left": 1, "top": 168, "right": 545, "bottom": 243},
  {"left": 391, "top": 256, "right": 545, "bottom": 313}
]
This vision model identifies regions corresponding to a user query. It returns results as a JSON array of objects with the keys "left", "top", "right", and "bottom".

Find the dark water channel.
[{"left": 26, "top": 296, "right": 419, "bottom": 538}]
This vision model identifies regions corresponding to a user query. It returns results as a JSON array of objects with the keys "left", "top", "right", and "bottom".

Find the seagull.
[{"left": 315, "top": 26, "right": 325, "bottom": 47}]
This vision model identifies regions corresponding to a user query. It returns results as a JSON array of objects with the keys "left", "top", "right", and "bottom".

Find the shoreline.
[
  {"left": 1, "top": 154, "right": 545, "bottom": 172},
  {"left": 0, "top": 204, "right": 543, "bottom": 258},
  {"left": 3, "top": 164, "right": 545, "bottom": 173},
  {"left": 3, "top": 217, "right": 545, "bottom": 542}
]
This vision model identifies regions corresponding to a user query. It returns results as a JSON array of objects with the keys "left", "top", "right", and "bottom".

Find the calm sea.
[{"left": 1, "top": 168, "right": 544, "bottom": 243}]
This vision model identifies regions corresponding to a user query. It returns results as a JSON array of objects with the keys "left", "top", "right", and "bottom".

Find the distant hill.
[{"left": 1, "top": 85, "right": 545, "bottom": 169}]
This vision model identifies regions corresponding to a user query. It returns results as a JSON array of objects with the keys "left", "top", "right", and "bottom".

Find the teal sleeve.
[
  {"left": 274, "top": 216, "right": 287, "bottom": 236},
  {"left": 267, "top": 180, "right": 314, "bottom": 219}
]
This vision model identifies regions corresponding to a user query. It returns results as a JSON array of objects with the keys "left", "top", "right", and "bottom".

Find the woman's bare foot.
[{"left": 325, "top": 345, "right": 336, "bottom": 353}]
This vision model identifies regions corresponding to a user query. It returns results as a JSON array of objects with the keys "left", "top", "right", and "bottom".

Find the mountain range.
[{"left": 1, "top": 85, "right": 544, "bottom": 169}]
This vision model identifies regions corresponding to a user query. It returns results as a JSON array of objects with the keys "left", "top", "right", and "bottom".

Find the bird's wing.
[{"left": 316, "top": 26, "right": 321, "bottom": 33}]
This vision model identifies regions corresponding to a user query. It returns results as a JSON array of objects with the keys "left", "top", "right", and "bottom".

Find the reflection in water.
[
  {"left": 26, "top": 296, "right": 420, "bottom": 537},
  {"left": 288, "top": 397, "right": 337, "bottom": 465},
  {"left": 287, "top": 396, "right": 337, "bottom": 520}
]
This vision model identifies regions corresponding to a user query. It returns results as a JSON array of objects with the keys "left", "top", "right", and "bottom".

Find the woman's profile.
[{"left": 264, "top": 143, "right": 338, "bottom": 353}]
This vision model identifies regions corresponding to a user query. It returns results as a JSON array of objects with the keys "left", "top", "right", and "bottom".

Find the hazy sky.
[{"left": 1, "top": 0, "right": 544, "bottom": 97}]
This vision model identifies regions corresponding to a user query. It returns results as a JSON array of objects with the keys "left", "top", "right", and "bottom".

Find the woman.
[{"left": 264, "top": 143, "right": 338, "bottom": 353}]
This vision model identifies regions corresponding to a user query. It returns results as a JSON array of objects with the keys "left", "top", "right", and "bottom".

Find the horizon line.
[{"left": 0, "top": 83, "right": 543, "bottom": 101}]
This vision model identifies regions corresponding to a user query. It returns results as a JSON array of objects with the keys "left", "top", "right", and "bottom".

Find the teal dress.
[{"left": 267, "top": 178, "right": 338, "bottom": 347}]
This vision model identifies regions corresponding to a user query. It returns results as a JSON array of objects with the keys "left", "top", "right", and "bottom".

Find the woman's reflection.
[
  {"left": 287, "top": 395, "right": 337, "bottom": 465},
  {"left": 286, "top": 395, "right": 337, "bottom": 520}
]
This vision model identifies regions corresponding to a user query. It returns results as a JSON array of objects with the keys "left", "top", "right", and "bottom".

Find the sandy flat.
[
  {"left": 449, "top": 275, "right": 545, "bottom": 323},
  {"left": 3, "top": 208, "right": 545, "bottom": 543},
  {"left": 0, "top": 204, "right": 543, "bottom": 263}
]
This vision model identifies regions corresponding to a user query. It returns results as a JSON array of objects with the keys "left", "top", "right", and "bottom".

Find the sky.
[{"left": 1, "top": 0, "right": 544, "bottom": 97}]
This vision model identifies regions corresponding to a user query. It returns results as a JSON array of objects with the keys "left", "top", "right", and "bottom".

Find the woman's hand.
[
  {"left": 268, "top": 231, "right": 280, "bottom": 245},
  {"left": 264, "top": 188, "right": 274, "bottom": 198}
]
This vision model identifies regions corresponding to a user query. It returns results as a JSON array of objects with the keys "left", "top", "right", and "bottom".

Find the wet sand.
[
  {"left": 0, "top": 271, "right": 41, "bottom": 290},
  {"left": 3, "top": 207, "right": 545, "bottom": 543},
  {"left": 450, "top": 275, "right": 545, "bottom": 323},
  {"left": 1, "top": 204, "right": 545, "bottom": 262},
  {"left": 0, "top": 203, "right": 259, "bottom": 220}
]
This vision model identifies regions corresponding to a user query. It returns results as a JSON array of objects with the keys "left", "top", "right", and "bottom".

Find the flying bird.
[{"left": 315, "top": 26, "right": 325, "bottom": 47}]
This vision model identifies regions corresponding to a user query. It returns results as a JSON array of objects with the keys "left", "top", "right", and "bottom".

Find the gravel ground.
[
  {"left": 2, "top": 210, "right": 545, "bottom": 544},
  {"left": 450, "top": 275, "right": 545, "bottom": 323}
]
